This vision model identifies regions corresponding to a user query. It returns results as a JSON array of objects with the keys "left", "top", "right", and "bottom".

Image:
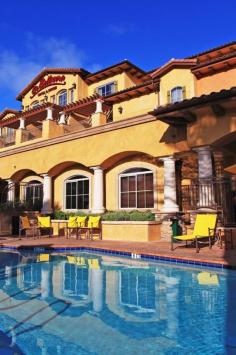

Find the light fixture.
[
  {"left": 44, "top": 95, "right": 48, "bottom": 102},
  {"left": 118, "top": 106, "right": 123, "bottom": 114},
  {"left": 72, "top": 83, "right": 76, "bottom": 89}
]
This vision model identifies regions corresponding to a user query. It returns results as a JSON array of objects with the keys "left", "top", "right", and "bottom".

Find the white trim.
[{"left": 118, "top": 168, "right": 154, "bottom": 210}]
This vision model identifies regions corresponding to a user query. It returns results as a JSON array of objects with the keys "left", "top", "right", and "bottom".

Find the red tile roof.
[
  {"left": 0, "top": 108, "right": 20, "bottom": 120},
  {"left": 150, "top": 59, "right": 197, "bottom": 78},
  {"left": 187, "top": 40, "right": 236, "bottom": 59}
]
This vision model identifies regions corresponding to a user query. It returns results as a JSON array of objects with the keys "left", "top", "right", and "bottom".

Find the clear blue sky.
[{"left": 0, "top": 0, "right": 235, "bottom": 111}]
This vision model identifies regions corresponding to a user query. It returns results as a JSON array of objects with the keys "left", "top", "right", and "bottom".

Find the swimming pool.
[{"left": 0, "top": 250, "right": 235, "bottom": 355}]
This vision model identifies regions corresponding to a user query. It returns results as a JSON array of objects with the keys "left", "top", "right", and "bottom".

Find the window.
[
  {"left": 58, "top": 90, "right": 67, "bottom": 106},
  {"left": 97, "top": 82, "right": 117, "bottom": 96},
  {"left": 31, "top": 101, "right": 40, "bottom": 108},
  {"left": 170, "top": 86, "right": 184, "bottom": 103},
  {"left": 65, "top": 175, "right": 89, "bottom": 210},
  {"left": 69, "top": 89, "right": 74, "bottom": 103},
  {"left": 120, "top": 168, "right": 154, "bottom": 209},
  {"left": 25, "top": 181, "right": 43, "bottom": 207}
]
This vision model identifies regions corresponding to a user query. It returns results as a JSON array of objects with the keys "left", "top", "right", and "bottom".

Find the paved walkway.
[{"left": 0, "top": 235, "right": 235, "bottom": 268}]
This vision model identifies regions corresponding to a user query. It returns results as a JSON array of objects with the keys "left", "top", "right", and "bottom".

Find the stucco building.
[{"left": 0, "top": 40, "right": 235, "bottom": 231}]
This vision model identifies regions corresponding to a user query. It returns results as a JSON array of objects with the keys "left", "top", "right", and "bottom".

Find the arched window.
[
  {"left": 65, "top": 175, "right": 89, "bottom": 210},
  {"left": 119, "top": 168, "right": 154, "bottom": 209},
  {"left": 58, "top": 90, "right": 67, "bottom": 106},
  {"left": 31, "top": 101, "right": 40, "bottom": 109},
  {"left": 170, "top": 86, "right": 184, "bottom": 103}
]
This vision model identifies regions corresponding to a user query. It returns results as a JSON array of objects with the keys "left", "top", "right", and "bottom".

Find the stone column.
[
  {"left": 46, "top": 107, "right": 53, "bottom": 121},
  {"left": 19, "top": 118, "right": 25, "bottom": 129},
  {"left": 91, "top": 166, "right": 105, "bottom": 213},
  {"left": 41, "top": 174, "right": 53, "bottom": 214},
  {"left": 7, "top": 179, "right": 15, "bottom": 204},
  {"left": 58, "top": 112, "right": 66, "bottom": 125},
  {"left": 193, "top": 146, "right": 215, "bottom": 208},
  {"left": 161, "top": 156, "right": 179, "bottom": 213},
  {"left": 91, "top": 99, "right": 106, "bottom": 127}
]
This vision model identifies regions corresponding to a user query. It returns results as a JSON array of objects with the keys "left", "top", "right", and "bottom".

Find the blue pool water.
[{"left": 0, "top": 250, "right": 235, "bottom": 355}]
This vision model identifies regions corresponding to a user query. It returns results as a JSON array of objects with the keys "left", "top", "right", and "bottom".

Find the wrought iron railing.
[{"left": 180, "top": 178, "right": 236, "bottom": 226}]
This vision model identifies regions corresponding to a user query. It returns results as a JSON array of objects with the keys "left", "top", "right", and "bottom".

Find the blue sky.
[{"left": 0, "top": 0, "right": 235, "bottom": 111}]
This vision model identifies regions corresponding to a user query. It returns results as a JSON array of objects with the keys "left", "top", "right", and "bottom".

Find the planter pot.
[{"left": 102, "top": 221, "right": 161, "bottom": 242}]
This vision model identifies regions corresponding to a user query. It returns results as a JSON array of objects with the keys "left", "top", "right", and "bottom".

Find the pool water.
[{"left": 0, "top": 250, "right": 235, "bottom": 355}]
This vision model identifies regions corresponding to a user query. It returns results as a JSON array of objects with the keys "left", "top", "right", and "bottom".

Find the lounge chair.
[
  {"left": 37, "top": 216, "right": 53, "bottom": 237},
  {"left": 171, "top": 214, "right": 217, "bottom": 253},
  {"left": 19, "top": 216, "right": 39, "bottom": 239}
]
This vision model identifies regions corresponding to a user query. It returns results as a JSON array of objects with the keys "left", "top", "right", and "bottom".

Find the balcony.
[
  {"left": 0, "top": 99, "right": 113, "bottom": 150},
  {"left": 0, "top": 132, "right": 16, "bottom": 147}
]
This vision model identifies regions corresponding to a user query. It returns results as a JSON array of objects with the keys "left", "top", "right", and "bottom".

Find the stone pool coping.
[{"left": 0, "top": 237, "right": 235, "bottom": 270}]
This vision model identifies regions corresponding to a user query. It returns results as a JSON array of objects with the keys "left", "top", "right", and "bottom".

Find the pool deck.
[{"left": 0, "top": 235, "right": 235, "bottom": 268}]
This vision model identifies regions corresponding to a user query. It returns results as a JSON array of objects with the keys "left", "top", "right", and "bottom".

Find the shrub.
[{"left": 102, "top": 210, "right": 155, "bottom": 221}]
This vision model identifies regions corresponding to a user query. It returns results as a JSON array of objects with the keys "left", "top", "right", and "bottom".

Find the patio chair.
[
  {"left": 19, "top": 216, "right": 39, "bottom": 239},
  {"left": 76, "top": 216, "right": 87, "bottom": 239},
  {"left": 37, "top": 216, "right": 53, "bottom": 237},
  {"left": 66, "top": 216, "right": 79, "bottom": 239},
  {"left": 171, "top": 214, "right": 217, "bottom": 253},
  {"left": 87, "top": 216, "right": 102, "bottom": 240}
]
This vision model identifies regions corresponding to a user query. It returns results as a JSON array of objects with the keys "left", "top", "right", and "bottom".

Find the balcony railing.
[
  {"left": 0, "top": 134, "right": 16, "bottom": 147},
  {"left": 180, "top": 178, "right": 236, "bottom": 226},
  {"left": 21, "top": 126, "right": 42, "bottom": 142}
]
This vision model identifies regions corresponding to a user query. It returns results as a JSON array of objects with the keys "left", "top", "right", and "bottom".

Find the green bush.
[
  {"left": 52, "top": 209, "right": 155, "bottom": 221},
  {"left": 102, "top": 210, "right": 155, "bottom": 221}
]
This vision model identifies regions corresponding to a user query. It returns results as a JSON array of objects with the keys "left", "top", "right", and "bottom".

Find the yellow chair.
[
  {"left": 87, "top": 216, "right": 102, "bottom": 240},
  {"left": 37, "top": 216, "right": 53, "bottom": 237},
  {"left": 172, "top": 214, "right": 217, "bottom": 253},
  {"left": 19, "top": 216, "right": 39, "bottom": 239},
  {"left": 76, "top": 216, "right": 87, "bottom": 239},
  {"left": 66, "top": 216, "right": 79, "bottom": 239}
]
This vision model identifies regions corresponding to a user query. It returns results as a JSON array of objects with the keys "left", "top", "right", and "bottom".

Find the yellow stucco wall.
[
  {"left": 22, "top": 73, "right": 85, "bottom": 108},
  {"left": 159, "top": 69, "right": 196, "bottom": 105},
  {"left": 102, "top": 222, "right": 161, "bottom": 241},
  {"left": 196, "top": 68, "right": 236, "bottom": 96},
  {"left": 0, "top": 118, "right": 188, "bottom": 180},
  {"left": 113, "top": 92, "right": 157, "bottom": 121},
  {"left": 187, "top": 104, "right": 236, "bottom": 147}
]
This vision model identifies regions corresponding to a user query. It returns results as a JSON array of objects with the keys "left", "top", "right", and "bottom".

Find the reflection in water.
[{"left": 0, "top": 250, "right": 233, "bottom": 354}]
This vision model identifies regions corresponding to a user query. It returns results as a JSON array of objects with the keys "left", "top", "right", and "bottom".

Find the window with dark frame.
[
  {"left": 170, "top": 86, "right": 183, "bottom": 103},
  {"left": 120, "top": 168, "right": 154, "bottom": 209},
  {"left": 65, "top": 175, "right": 89, "bottom": 210},
  {"left": 58, "top": 90, "right": 67, "bottom": 106},
  {"left": 97, "top": 82, "right": 117, "bottom": 96}
]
